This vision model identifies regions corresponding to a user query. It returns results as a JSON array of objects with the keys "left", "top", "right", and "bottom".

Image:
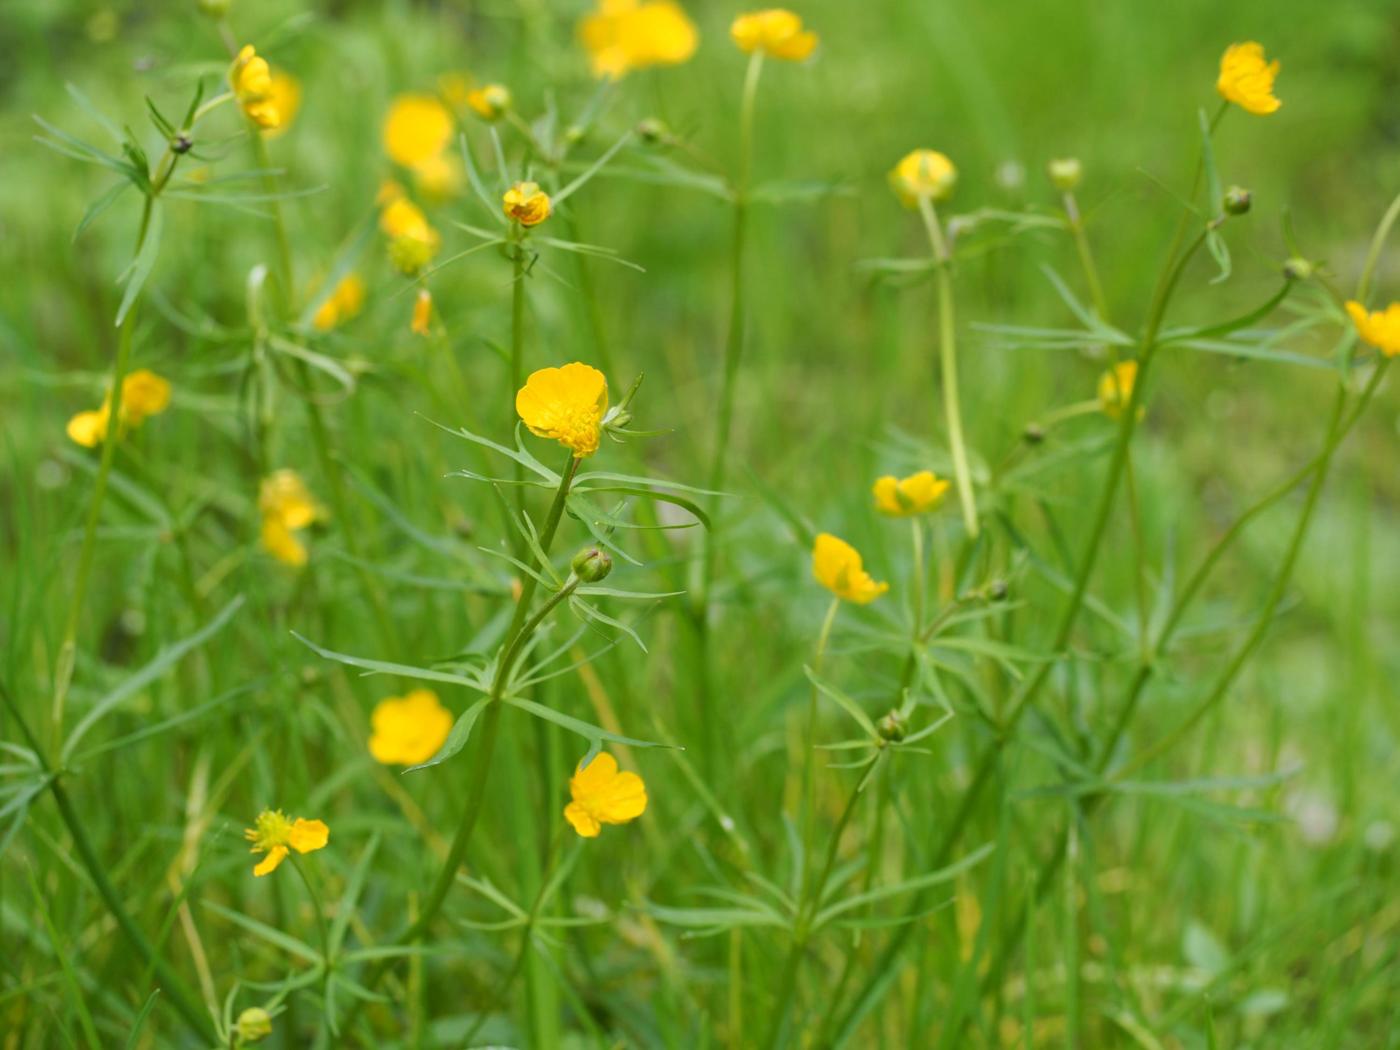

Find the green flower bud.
[
  {"left": 1223, "top": 185, "right": 1252, "bottom": 216},
  {"left": 1047, "top": 157, "right": 1082, "bottom": 192},
  {"left": 1283, "top": 257, "right": 1313, "bottom": 281},
  {"left": 636, "top": 117, "right": 670, "bottom": 147},
  {"left": 877, "top": 709, "right": 907, "bottom": 743},
  {"left": 235, "top": 1007, "right": 273, "bottom": 1044},
  {"left": 571, "top": 546, "right": 612, "bottom": 583},
  {"left": 197, "top": 0, "right": 232, "bottom": 17}
]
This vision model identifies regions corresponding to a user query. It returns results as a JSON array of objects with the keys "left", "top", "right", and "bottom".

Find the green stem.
[
  {"left": 918, "top": 196, "right": 978, "bottom": 537},
  {"left": 510, "top": 239, "right": 530, "bottom": 552},
  {"left": 799, "top": 598, "right": 841, "bottom": 900},
  {"left": 1357, "top": 189, "right": 1400, "bottom": 302},
  {"left": 1064, "top": 191, "right": 1109, "bottom": 321}
]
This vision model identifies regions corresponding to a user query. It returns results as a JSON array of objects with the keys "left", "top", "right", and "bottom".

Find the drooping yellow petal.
[
  {"left": 253, "top": 845, "right": 288, "bottom": 877},
  {"left": 812, "top": 532, "right": 888, "bottom": 604}
]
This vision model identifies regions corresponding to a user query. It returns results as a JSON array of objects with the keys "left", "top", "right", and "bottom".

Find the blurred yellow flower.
[
  {"left": 438, "top": 72, "right": 473, "bottom": 111},
  {"left": 259, "top": 469, "right": 321, "bottom": 567},
  {"left": 890, "top": 149, "right": 957, "bottom": 207},
  {"left": 230, "top": 45, "right": 282, "bottom": 129},
  {"left": 564, "top": 752, "right": 647, "bottom": 837},
  {"left": 412, "top": 289, "right": 433, "bottom": 335},
  {"left": 730, "top": 9, "right": 817, "bottom": 61},
  {"left": 368, "top": 689, "right": 453, "bottom": 766},
  {"left": 262, "top": 70, "right": 302, "bottom": 137},
  {"left": 411, "top": 152, "right": 463, "bottom": 201},
  {"left": 66, "top": 368, "right": 171, "bottom": 448},
  {"left": 516, "top": 362, "right": 609, "bottom": 458},
  {"left": 380, "top": 194, "right": 441, "bottom": 275},
  {"left": 311, "top": 273, "right": 366, "bottom": 331},
  {"left": 244, "top": 809, "right": 329, "bottom": 877},
  {"left": 1216, "top": 42, "right": 1281, "bottom": 116},
  {"left": 466, "top": 83, "right": 512, "bottom": 121},
  {"left": 873, "top": 471, "right": 950, "bottom": 517},
  {"left": 383, "top": 94, "right": 454, "bottom": 168},
  {"left": 1346, "top": 300, "right": 1400, "bottom": 356},
  {"left": 1097, "top": 361, "right": 1140, "bottom": 420},
  {"left": 813, "top": 532, "right": 888, "bottom": 604},
  {"left": 579, "top": 0, "right": 699, "bottom": 79},
  {"left": 502, "top": 181, "right": 552, "bottom": 227},
  {"left": 380, "top": 196, "right": 431, "bottom": 240}
]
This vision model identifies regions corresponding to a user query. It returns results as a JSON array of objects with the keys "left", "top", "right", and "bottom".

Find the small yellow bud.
[
  {"left": 467, "top": 83, "right": 512, "bottom": 121},
  {"left": 235, "top": 1007, "right": 273, "bottom": 1043},
  {"left": 412, "top": 289, "right": 433, "bottom": 335},
  {"left": 502, "top": 181, "right": 552, "bottom": 227},
  {"left": 1047, "top": 157, "right": 1082, "bottom": 192},
  {"left": 889, "top": 149, "right": 957, "bottom": 208}
]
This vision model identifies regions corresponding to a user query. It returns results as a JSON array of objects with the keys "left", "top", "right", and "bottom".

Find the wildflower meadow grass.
[{"left": 2, "top": 1, "right": 1399, "bottom": 1046}]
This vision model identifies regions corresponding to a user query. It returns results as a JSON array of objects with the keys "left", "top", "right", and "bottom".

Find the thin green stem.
[
  {"left": 798, "top": 597, "right": 841, "bottom": 901},
  {"left": 1357, "top": 188, "right": 1400, "bottom": 302},
  {"left": 1064, "top": 191, "right": 1109, "bottom": 321}
]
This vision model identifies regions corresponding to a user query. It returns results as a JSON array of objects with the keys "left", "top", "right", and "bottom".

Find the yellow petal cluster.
[
  {"left": 1345, "top": 300, "right": 1400, "bottom": 357},
  {"left": 873, "top": 471, "right": 950, "bottom": 517},
  {"left": 579, "top": 0, "right": 699, "bottom": 80},
  {"left": 564, "top": 752, "right": 647, "bottom": 837},
  {"left": 311, "top": 273, "right": 366, "bottom": 331},
  {"left": 67, "top": 368, "right": 171, "bottom": 448},
  {"left": 889, "top": 149, "right": 957, "bottom": 208},
  {"left": 259, "top": 469, "right": 321, "bottom": 567},
  {"left": 730, "top": 9, "right": 817, "bottom": 61},
  {"left": 812, "top": 533, "right": 888, "bottom": 604},
  {"left": 230, "top": 45, "right": 283, "bottom": 130},
  {"left": 1216, "top": 42, "right": 1281, "bottom": 116},
  {"left": 378, "top": 185, "right": 441, "bottom": 276},
  {"left": 244, "top": 809, "right": 329, "bottom": 877},
  {"left": 515, "top": 363, "right": 609, "bottom": 458},
  {"left": 1097, "top": 361, "right": 1138, "bottom": 419},
  {"left": 368, "top": 689, "right": 454, "bottom": 766},
  {"left": 502, "top": 181, "right": 552, "bottom": 227}
]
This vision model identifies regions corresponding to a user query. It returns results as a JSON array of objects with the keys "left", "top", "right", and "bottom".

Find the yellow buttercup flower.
[
  {"left": 411, "top": 289, "right": 433, "bottom": 335},
  {"left": 516, "top": 362, "right": 609, "bottom": 458},
  {"left": 890, "top": 149, "right": 957, "bottom": 207},
  {"left": 66, "top": 368, "right": 171, "bottom": 448},
  {"left": 813, "top": 533, "right": 888, "bottom": 604},
  {"left": 579, "top": 0, "right": 699, "bottom": 80},
  {"left": 1345, "top": 300, "right": 1400, "bottom": 357},
  {"left": 502, "top": 181, "right": 552, "bottom": 227},
  {"left": 259, "top": 469, "right": 321, "bottom": 567},
  {"left": 379, "top": 194, "right": 441, "bottom": 275},
  {"left": 66, "top": 409, "right": 110, "bottom": 448},
  {"left": 564, "top": 752, "right": 647, "bottom": 838},
  {"left": 244, "top": 809, "right": 329, "bottom": 877},
  {"left": 230, "top": 45, "right": 282, "bottom": 129},
  {"left": 730, "top": 9, "right": 817, "bottom": 61},
  {"left": 1217, "top": 42, "right": 1281, "bottom": 116},
  {"left": 812, "top": 534, "right": 884, "bottom": 607},
  {"left": 311, "top": 273, "right": 366, "bottom": 331},
  {"left": 382, "top": 94, "right": 454, "bottom": 168},
  {"left": 1097, "top": 361, "right": 1139, "bottom": 419},
  {"left": 411, "top": 151, "right": 463, "bottom": 202},
  {"left": 368, "top": 689, "right": 454, "bottom": 766},
  {"left": 262, "top": 70, "right": 302, "bottom": 137},
  {"left": 873, "top": 471, "right": 950, "bottom": 517},
  {"left": 466, "top": 83, "right": 512, "bottom": 121}
]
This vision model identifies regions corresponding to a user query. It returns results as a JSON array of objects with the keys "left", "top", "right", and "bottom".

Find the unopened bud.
[
  {"left": 1223, "top": 185, "right": 1252, "bottom": 216},
  {"left": 197, "top": 0, "right": 231, "bottom": 17},
  {"left": 636, "top": 117, "right": 669, "bottom": 147},
  {"left": 877, "top": 709, "right": 907, "bottom": 743},
  {"left": 564, "top": 125, "right": 586, "bottom": 146},
  {"left": 235, "top": 1007, "right": 273, "bottom": 1043},
  {"left": 1047, "top": 157, "right": 1082, "bottom": 192},
  {"left": 571, "top": 546, "right": 612, "bottom": 583},
  {"left": 1283, "top": 257, "right": 1313, "bottom": 282},
  {"left": 987, "top": 579, "right": 1009, "bottom": 602},
  {"left": 172, "top": 134, "right": 193, "bottom": 154},
  {"left": 1022, "top": 423, "right": 1045, "bottom": 445}
]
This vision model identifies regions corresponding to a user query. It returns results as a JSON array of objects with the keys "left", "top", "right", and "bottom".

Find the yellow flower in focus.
[
  {"left": 259, "top": 469, "right": 321, "bottom": 567},
  {"left": 368, "top": 689, "right": 453, "bottom": 766},
  {"left": 515, "top": 362, "right": 609, "bottom": 458},
  {"left": 466, "top": 83, "right": 512, "bottom": 121},
  {"left": 66, "top": 369, "right": 171, "bottom": 447},
  {"left": 262, "top": 70, "right": 302, "bottom": 137},
  {"left": 1217, "top": 42, "right": 1281, "bottom": 116},
  {"left": 244, "top": 809, "right": 329, "bottom": 877},
  {"left": 813, "top": 532, "right": 888, "bottom": 605},
  {"left": 873, "top": 471, "right": 950, "bottom": 517},
  {"left": 230, "top": 45, "right": 282, "bottom": 129},
  {"left": 1097, "top": 361, "right": 1139, "bottom": 419},
  {"left": 564, "top": 752, "right": 647, "bottom": 837},
  {"left": 579, "top": 0, "right": 699, "bottom": 80},
  {"left": 730, "top": 9, "right": 817, "bottom": 61},
  {"left": 502, "top": 181, "right": 552, "bottom": 227},
  {"left": 383, "top": 94, "right": 454, "bottom": 168},
  {"left": 412, "top": 289, "right": 433, "bottom": 335},
  {"left": 1345, "top": 300, "right": 1400, "bottom": 357},
  {"left": 890, "top": 149, "right": 957, "bottom": 207},
  {"left": 411, "top": 152, "right": 463, "bottom": 202},
  {"left": 311, "top": 273, "right": 366, "bottom": 331}
]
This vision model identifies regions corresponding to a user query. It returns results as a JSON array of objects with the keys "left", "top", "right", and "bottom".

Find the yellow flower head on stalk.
[
  {"left": 1097, "top": 360, "right": 1140, "bottom": 419},
  {"left": 259, "top": 469, "right": 321, "bottom": 567},
  {"left": 244, "top": 809, "right": 329, "bottom": 877},
  {"left": 379, "top": 193, "right": 441, "bottom": 276},
  {"left": 1345, "top": 300, "right": 1400, "bottom": 357},
  {"left": 1216, "top": 42, "right": 1281, "bottom": 116},
  {"left": 564, "top": 752, "right": 647, "bottom": 837},
  {"left": 368, "top": 689, "right": 453, "bottom": 766},
  {"left": 515, "top": 363, "right": 609, "bottom": 458},
  {"left": 812, "top": 532, "right": 888, "bottom": 604},
  {"left": 730, "top": 9, "right": 818, "bottom": 61},
  {"left": 502, "top": 181, "right": 552, "bottom": 227},
  {"left": 66, "top": 368, "right": 171, "bottom": 448},
  {"left": 311, "top": 273, "right": 366, "bottom": 331},
  {"left": 873, "top": 471, "right": 950, "bottom": 517},
  {"left": 412, "top": 289, "right": 433, "bottom": 335},
  {"left": 889, "top": 149, "right": 957, "bottom": 208},
  {"left": 466, "top": 83, "right": 513, "bottom": 121},
  {"left": 230, "top": 45, "right": 282, "bottom": 129},
  {"left": 579, "top": 0, "right": 699, "bottom": 79},
  {"left": 262, "top": 71, "right": 302, "bottom": 137},
  {"left": 382, "top": 94, "right": 454, "bottom": 168},
  {"left": 411, "top": 152, "right": 463, "bottom": 202}
]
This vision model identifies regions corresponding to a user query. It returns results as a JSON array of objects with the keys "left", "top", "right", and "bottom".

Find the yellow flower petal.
[
  {"left": 873, "top": 471, "right": 950, "bottom": 516},
  {"left": 368, "top": 689, "right": 454, "bottom": 766},
  {"left": 812, "top": 532, "right": 888, "bottom": 604},
  {"left": 253, "top": 845, "right": 288, "bottom": 877},
  {"left": 515, "top": 362, "right": 609, "bottom": 458},
  {"left": 1346, "top": 299, "right": 1400, "bottom": 357},
  {"left": 288, "top": 818, "right": 329, "bottom": 854},
  {"left": 67, "top": 407, "right": 110, "bottom": 448},
  {"left": 1097, "top": 361, "right": 1139, "bottom": 419},
  {"left": 564, "top": 800, "right": 602, "bottom": 838},
  {"left": 383, "top": 94, "right": 455, "bottom": 168},
  {"left": 730, "top": 9, "right": 817, "bottom": 61},
  {"left": 502, "top": 181, "right": 552, "bottom": 227},
  {"left": 566, "top": 752, "right": 647, "bottom": 837},
  {"left": 579, "top": 0, "right": 699, "bottom": 79},
  {"left": 1217, "top": 41, "right": 1281, "bottom": 116},
  {"left": 889, "top": 149, "right": 957, "bottom": 208}
]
